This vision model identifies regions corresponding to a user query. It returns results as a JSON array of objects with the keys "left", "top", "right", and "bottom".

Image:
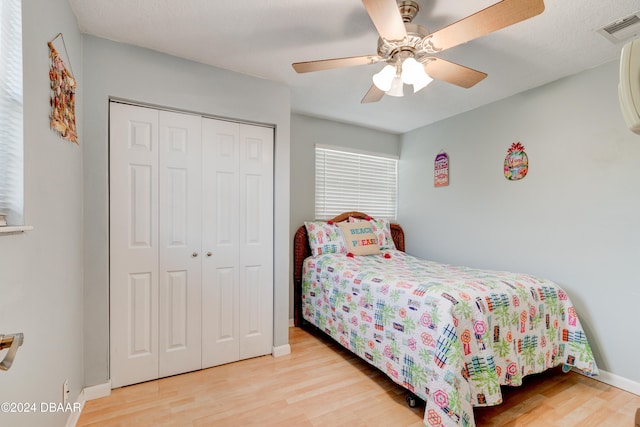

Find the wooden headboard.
[{"left": 293, "top": 211, "right": 405, "bottom": 327}]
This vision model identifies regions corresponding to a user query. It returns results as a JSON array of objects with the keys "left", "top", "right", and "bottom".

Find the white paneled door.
[
  {"left": 158, "top": 111, "right": 203, "bottom": 378},
  {"left": 237, "top": 123, "right": 274, "bottom": 361},
  {"left": 109, "top": 103, "right": 160, "bottom": 388},
  {"left": 110, "top": 102, "right": 273, "bottom": 388},
  {"left": 201, "top": 119, "right": 274, "bottom": 368}
]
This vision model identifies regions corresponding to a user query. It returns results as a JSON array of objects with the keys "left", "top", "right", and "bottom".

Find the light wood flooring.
[{"left": 78, "top": 327, "right": 640, "bottom": 427}]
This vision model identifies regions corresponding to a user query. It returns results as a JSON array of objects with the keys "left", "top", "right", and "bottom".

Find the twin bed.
[{"left": 293, "top": 212, "right": 598, "bottom": 427}]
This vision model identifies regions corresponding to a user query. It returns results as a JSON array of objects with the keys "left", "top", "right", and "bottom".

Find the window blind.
[
  {"left": 0, "top": 0, "right": 23, "bottom": 226},
  {"left": 315, "top": 146, "right": 397, "bottom": 220}
]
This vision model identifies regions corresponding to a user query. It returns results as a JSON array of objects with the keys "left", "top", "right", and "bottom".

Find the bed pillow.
[
  {"left": 338, "top": 221, "right": 381, "bottom": 256},
  {"left": 304, "top": 221, "right": 348, "bottom": 257},
  {"left": 349, "top": 216, "right": 396, "bottom": 250}
]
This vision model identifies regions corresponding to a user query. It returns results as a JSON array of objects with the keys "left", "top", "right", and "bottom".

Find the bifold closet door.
[
  {"left": 201, "top": 119, "right": 274, "bottom": 368},
  {"left": 110, "top": 102, "right": 274, "bottom": 386},
  {"left": 110, "top": 103, "right": 203, "bottom": 387},
  {"left": 157, "top": 110, "right": 202, "bottom": 378},
  {"left": 237, "top": 123, "right": 274, "bottom": 361},
  {"left": 110, "top": 103, "right": 160, "bottom": 388}
]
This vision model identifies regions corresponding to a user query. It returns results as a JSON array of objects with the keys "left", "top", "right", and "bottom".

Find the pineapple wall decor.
[{"left": 504, "top": 142, "right": 528, "bottom": 181}]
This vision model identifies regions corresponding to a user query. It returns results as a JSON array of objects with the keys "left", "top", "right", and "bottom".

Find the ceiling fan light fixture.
[
  {"left": 386, "top": 75, "right": 404, "bottom": 97},
  {"left": 401, "top": 57, "right": 433, "bottom": 93},
  {"left": 372, "top": 64, "right": 396, "bottom": 92},
  {"left": 411, "top": 71, "right": 433, "bottom": 93}
]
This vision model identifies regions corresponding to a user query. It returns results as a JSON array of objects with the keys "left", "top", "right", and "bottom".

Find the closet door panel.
[
  {"left": 158, "top": 111, "right": 203, "bottom": 377},
  {"left": 110, "top": 103, "right": 160, "bottom": 388},
  {"left": 239, "top": 125, "right": 274, "bottom": 359},
  {"left": 213, "top": 267, "right": 236, "bottom": 339},
  {"left": 201, "top": 119, "right": 240, "bottom": 368}
]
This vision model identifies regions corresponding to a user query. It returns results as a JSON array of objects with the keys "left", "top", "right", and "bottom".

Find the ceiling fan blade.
[
  {"left": 424, "top": 58, "right": 487, "bottom": 88},
  {"left": 362, "top": 0, "right": 408, "bottom": 41},
  {"left": 292, "top": 55, "right": 381, "bottom": 73},
  {"left": 361, "top": 84, "right": 385, "bottom": 103},
  {"left": 426, "top": 0, "right": 544, "bottom": 52}
]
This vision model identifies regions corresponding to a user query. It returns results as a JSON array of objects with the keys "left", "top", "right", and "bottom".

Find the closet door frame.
[{"left": 109, "top": 100, "right": 275, "bottom": 387}]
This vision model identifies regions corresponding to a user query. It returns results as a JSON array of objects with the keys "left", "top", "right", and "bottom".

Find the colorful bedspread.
[{"left": 301, "top": 250, "right": 598, "bottom": 427}]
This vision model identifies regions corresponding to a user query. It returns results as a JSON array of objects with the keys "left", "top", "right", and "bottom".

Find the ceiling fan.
[{"left": 292, "top": 0, "right": 545, "bottom": 103}]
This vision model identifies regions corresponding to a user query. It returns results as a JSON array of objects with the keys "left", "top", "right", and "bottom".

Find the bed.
[{"left": 293, "top": 212, "right": 598, "bottom": 427}]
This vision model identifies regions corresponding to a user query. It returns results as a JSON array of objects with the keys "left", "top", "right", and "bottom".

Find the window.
[
  {"left": 0, "top": 0, "right": 23, "bottom": 226},
  {"left": 315, "top": 145, "right": 398, "bottom": 220}
]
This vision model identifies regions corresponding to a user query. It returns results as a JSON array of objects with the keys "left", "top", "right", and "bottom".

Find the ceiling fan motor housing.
[
  {"left": 397, "top": 0, "right": 419, "bottom": 23},
  {"left": 377, "top": 22, "right": 433, "bottom": 64}
]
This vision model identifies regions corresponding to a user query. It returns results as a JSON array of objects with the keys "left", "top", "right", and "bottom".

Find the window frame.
[
  {"left": 0, "top": 0, "right": 24, "bottom": 229},
  {"left": 314, "top": 144, "right": 398, "bottom": 221}
]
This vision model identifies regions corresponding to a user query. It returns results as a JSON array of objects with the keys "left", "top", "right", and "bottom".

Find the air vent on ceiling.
[{"left": 597, "top": 11, "right": 640, "bottom": 43}]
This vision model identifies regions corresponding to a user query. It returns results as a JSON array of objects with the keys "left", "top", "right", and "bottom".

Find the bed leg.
[{"left": 406, "top": 392, "right": 418, "bottom": 408}]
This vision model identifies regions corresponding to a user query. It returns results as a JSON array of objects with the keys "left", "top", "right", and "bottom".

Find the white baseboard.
[
  {"left": 289, "top": 318, "right": 295, "bottom": 327},
  {"left": 65, "top": 404, "right": 84, "bottom": 427},
  {"left": 574, "top": 368, "right": 640, "bottom": 396},
  {"left": 272, "top": 343, "right": 291, "bottom": 357},
  {"left": 82, "top": 381, "right": 112, "bottom": 401},
  {"left": 65, "top": 381, "right": 112, "bottom": 427}
]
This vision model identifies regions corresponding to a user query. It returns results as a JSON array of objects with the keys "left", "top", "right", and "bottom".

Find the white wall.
[
  {"left": 289, "top": 113, "right": 400, "bottom": 318},
  {"left": 82, "top": 36, "right": 291, "bottom": 386},
  {"left": 399, "top": 59, "right": 640, "bottom": 384},
  {"left": 0, "top": 1, "right": 84, "bottom": 426}
]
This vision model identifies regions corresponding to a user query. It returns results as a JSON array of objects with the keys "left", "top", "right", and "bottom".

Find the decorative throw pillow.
[
  {"left": 304, "top": 221, "right": 348, "bottom": 257},
  {"left": 349, "top": 216, "right": 396, "bottom": 250},
  {"left": 338, "top": 221, "right": 381, "bottom": 256}
]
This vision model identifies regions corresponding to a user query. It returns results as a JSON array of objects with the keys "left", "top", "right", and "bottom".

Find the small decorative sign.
[
  {"left": 434, "top": 152, "right": 449, "bottom": 187},
  {"left": 504, "top": 142, "right": 528, "bottom": 181}
]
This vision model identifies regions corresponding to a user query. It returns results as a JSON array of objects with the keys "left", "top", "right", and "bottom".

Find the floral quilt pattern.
[{"left": 301, "top": 250, "right": 598, "bottom": 427}]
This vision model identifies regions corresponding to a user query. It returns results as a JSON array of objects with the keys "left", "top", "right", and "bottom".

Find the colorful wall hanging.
[
  {"left": 48, "top": 34, "right": 78, "bottom": 144},
  {"left": 504, "top": 142, "right": 528, "bottom": 180},
  {"left": 434, "top": 151, "right": 449, "bottom": 187}
]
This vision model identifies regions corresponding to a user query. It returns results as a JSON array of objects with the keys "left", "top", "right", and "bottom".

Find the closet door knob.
[
  {"left": 206, "top": 252, "right": 213, "bottom": 257},
  {"left": 192, "top": 252, "right": 198, "bottom": 258}
]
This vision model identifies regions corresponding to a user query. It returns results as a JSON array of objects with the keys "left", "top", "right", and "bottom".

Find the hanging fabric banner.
[
  {"left": 434, "top": 152, "right": 449, "bottom": 187},
  {"left": 48, "top": 40, "right": 78, "bottom": 144}
]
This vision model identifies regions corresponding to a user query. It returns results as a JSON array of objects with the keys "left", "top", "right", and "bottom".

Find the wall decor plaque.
[
  {"left": 434, "top": 152, "right": 449, "bottom": 187},
  {"left": 504, "top": 142, "right": 528, "bottom": 181}
]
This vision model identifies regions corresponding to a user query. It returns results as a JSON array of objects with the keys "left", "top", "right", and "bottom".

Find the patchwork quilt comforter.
[{"left": 301, "top": 250, "right": 598, "bottom": 427}]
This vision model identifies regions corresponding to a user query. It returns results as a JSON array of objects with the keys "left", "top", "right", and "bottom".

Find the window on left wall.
[{"left": 0, "top": 0, "right": 24, "bottom": 227}]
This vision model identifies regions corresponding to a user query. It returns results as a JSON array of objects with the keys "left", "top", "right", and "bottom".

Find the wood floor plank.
[{"left": 78, "top": 327, "right": 640, "bottom": 427}]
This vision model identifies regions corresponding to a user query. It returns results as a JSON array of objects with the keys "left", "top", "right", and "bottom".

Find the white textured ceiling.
[{"left": 68, "top": 0, "right": 640, "bottom": 134}]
